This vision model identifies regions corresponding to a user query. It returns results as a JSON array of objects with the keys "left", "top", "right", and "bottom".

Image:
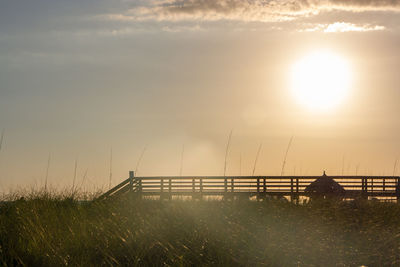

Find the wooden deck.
[{"left": 97, "top": 171, "right": 400, "bottom": 201}]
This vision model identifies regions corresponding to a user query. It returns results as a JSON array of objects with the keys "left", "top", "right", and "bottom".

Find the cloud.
[
  {"left": 324, "top": 22, "right": 385, "bottom": 32},
  {"left": 302, "top": 22, "right": 386, "bottom": 32},
  {"left": 103, "top": 1, "right": 314, "bottom": 23},
  {"left": 103, "top": 0, "right": 400, "bottom": 23}
]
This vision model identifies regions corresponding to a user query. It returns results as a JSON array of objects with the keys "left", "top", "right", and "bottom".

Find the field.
[{"left": 1, "top": 194, "right": 400, "bottom": 266}]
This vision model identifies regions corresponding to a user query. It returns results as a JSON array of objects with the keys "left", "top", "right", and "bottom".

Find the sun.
[{"left": 290, "top": 51, "right": 351, "bottom": 111}]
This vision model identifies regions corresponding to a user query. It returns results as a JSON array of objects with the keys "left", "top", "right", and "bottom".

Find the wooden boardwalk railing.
[{"left": 97, "top": 171, "right": 400, "bottom": 201}]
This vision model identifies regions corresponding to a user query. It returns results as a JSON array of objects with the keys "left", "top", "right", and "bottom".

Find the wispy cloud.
[
  {"left": 324, "top": 22, "right": 385, "bottom": 32},
  {"left": 103, "top": 0, "right": 400, "bottom": 23},
  {"left": 103, "top": 2, "right": 306, "bottom": 23},
  {"left": 302, "top": 22, "right": 386, "bottom": 32}
]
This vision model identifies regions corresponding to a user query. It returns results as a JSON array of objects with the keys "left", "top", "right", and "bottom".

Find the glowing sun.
[{"left": 290, "top": 51, "right": 351, "bottom": 111}]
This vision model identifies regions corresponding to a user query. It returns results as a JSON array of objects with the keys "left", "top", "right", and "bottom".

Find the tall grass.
[
  {"left": 135, "top": 146, "right": 147, "bottom": 176},
  {"left": 109, "top": 149, "right": 113, "bottom": 189},
  {"left": 223, "top": 130, "right": 233, "bottom": 177},
  {"left": 179, "top": 144, "right": 185, "bottom": 176},
  {"left": 1, "top": 194, "right": 400, "bottom": 266},
  {"left": 0, "top": 129, "right": 4, "bottom": 153},
  {"left": 71, "top": 158, "right": 78, "bottom": 193},
  {"left": 280, "top": 136, "right": 293, "bottom": 176},
  {"left": 252, "top": 143, "right": 263, "bottom": 176},
  {"left": 44, "top": 153, "right": 51, "bottom": 191}
]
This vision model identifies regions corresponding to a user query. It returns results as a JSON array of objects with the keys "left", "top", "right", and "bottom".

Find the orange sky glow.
[{"left": 1, "top": 0, "right": 400, "bottom": 191}]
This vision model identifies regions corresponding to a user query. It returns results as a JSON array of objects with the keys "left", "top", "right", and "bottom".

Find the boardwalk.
[{"left": 98, "top": 171, "right": 400, "bottom": 202}]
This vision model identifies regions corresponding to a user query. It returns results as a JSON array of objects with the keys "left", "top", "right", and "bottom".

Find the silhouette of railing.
[{"left": 97, "top": 171, "right": 400, "bottom": 201}]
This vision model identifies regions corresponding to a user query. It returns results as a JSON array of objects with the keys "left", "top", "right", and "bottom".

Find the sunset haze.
[{"left": 1, "top": 0, "right": 400, "bottom": 191}]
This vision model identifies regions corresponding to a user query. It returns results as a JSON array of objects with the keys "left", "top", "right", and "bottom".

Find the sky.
[{"left": 1, "top": 0, "right": 400, "bottom": 191}]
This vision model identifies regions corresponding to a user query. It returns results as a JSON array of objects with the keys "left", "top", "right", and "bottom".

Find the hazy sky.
[{"left": 1, "top": 0, "right": 400, "bottom": 191}]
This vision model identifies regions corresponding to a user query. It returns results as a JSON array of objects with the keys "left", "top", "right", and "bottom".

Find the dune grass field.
[
  {"left": 3, "top": 0, "right": 400, "bottom": 266},
  {"left": 1, "top": 194, "right": 400, "bottom": 266}
]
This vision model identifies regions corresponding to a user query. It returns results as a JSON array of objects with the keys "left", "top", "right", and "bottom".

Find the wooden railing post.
[
  {"left": 362, "top": 178, "right": 364, "bottom": 192},
  {"left": 290, "top": 178, "right": 294, "bottom": 202},
  {"left": 383, "top": 178, "right": 386, "bottom": 191},
  {"left": 362, "top": 178, "right": 367, "bottom": 199},
  {"left": 396, "top": 178, "right": 400, "bottom": 203},
  {"left": 129, "top": 171, "right": 134, "bottom": 191},
  {"left": 361, "top": 178, "right": 363, "bottom": 195},
  {"left": 231, "top": 178, "right": 234, "bottom": 193},
  {"left": 290, "top": 178, "right": 293, "bottom": 193},
  {"left": 192, "top": 178, "right": 195, "bottom": 193},
  {"left": 137, "top": 176, "right": 142, "bottom": 199},
  {"left": 224, "top": 178, "right": 228, "bottom": 193},
  {"left": 362, "top": 178, "right": 367, "bottom": 197},
  {"left": 168, "top": 178, "right": 172, "bottom": 200},
  {"left": 200, "top": 178, "right": 203, "bottom": 195},
  {"left": 263, "top": 178, "right": 266, "bottom": 193},
  {"left": 371, "top": 178, "right": 374, "bottom": 194},
  {"left": 159, "top": 178, "right": 164, "bottom": 201}
]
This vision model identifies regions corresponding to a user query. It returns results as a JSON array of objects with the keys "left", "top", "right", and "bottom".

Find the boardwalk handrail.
[
  {"left": 97, "top": 171, "right": 400, "bottom": 201},
  {"left": 134, "top": 175, "right": 399, "bottom": 180},
  {"left": 97, "top": 171, "right": 136, "bottom": 200}
]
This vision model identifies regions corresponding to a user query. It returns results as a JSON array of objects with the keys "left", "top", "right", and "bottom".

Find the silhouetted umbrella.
[{"left": 305, "top": 171, "right": 345, "bottom": 198}]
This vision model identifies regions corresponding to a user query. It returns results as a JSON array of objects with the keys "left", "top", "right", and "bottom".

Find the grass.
[{"left": 1, "top": 194, "right": 400, "bottom": 266}]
